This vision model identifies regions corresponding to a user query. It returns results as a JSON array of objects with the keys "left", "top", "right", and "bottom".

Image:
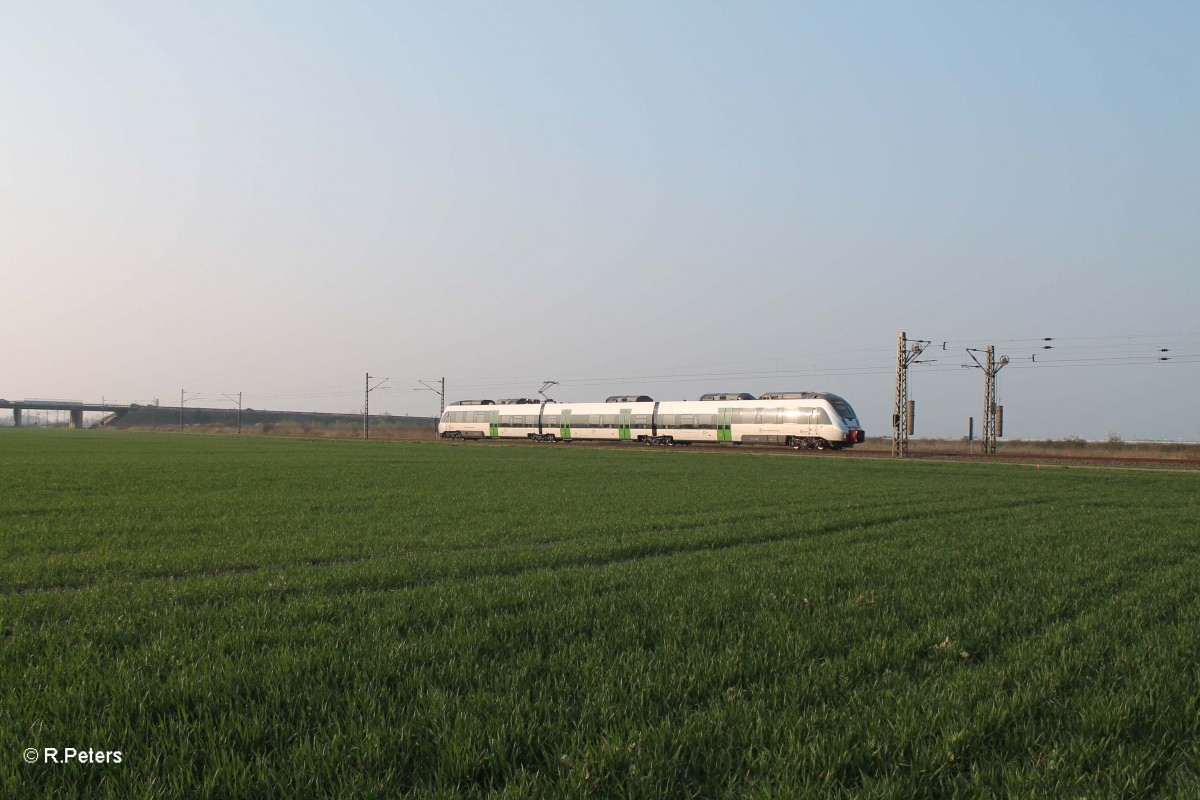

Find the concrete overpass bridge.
[{"left": 0, "top": 399, "right": 134, "bottom": 428}]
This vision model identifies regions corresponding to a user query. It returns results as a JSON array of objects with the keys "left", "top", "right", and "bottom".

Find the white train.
[{"left": 438, "top": 392, "right": 865, "bottom": 450}]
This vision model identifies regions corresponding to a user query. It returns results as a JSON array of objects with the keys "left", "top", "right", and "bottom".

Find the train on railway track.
[{"left": 438, "top": 391, "right": 865, "bottom": 450}]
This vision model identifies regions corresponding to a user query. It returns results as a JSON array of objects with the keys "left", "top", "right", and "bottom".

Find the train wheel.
[{"left": 815, "top": 439, "right": 827, "bottom": 451}]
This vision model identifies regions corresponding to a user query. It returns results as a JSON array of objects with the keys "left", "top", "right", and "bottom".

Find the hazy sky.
[{"left": 3, "top": 2, "right": 1198, "bottom": 440}]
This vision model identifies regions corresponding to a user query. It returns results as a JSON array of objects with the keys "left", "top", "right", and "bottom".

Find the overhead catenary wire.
[
  {"left": 176, "top": 351, "right": 1198, "bottom": 413},
  {"left": 235, "top": 354, "right": 1197, "bottom": 403},
  {"left": 156, "top": 330, "right": 1196, "bottom": 424}
]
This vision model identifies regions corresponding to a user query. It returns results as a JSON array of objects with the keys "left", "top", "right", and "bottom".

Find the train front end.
[{"left": 826, "top": 394, "right": 866, "bottom": 447}]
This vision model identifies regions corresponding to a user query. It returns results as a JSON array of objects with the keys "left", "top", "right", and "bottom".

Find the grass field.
[{"left": 2, "top": 431, "right": 1198, "bottom": 798}]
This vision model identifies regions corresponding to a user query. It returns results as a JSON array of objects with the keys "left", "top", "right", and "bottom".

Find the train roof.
[
  {"left": 758, "top": 391, "right": 847, "bottom": 402},
  {"left": 451, "top": 392, "right": 852, "bottom": 407}
]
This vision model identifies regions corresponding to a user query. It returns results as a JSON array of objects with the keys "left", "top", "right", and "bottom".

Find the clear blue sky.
[{"left": 3, "top": 2, "right": 1198, "bottom": 439}]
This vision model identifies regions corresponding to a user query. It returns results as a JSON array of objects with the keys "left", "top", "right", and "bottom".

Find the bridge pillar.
[
  {"left": 12, "top": 408, "right": 21, "bottom": 428},
  {"left": 70, "top": 409, "right": 84, "bottom": 429}
]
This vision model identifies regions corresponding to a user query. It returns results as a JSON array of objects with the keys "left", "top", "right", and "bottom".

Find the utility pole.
[
  {"left": 892, "top": 332, "right": 930, "bottom": 457},
  {"left": 364, "top": 373, "right": 389, "bottom": 439},
  {"left": 965, "top": 346, "right": 1009, "bottom": 454},
  {"left": 222, "top": 392, "right": 244, "bottom": 433},
  {"left": 179, "top": 390, "right": 200, "bottom": 432},
  {"left": 416, "top": 378, "right": 445, "bottom": 416},
  {"left": 416, "top": 378, "right": 445, "bottom": 436}
]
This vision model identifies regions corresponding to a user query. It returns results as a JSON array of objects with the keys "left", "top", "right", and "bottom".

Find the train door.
[
  {"left": 559, "top": 409, "right": 572, "bottom": 439},
  {"left": 802, "top": 407, "right": 817, "bottom": 438},
  {"left": 717, "top": 408, "right": 733, "bottom": 441},
  {"left": 489, "top": 409, "right": 499, "bottom": 437},
  {"left": 618, "top": 409, "right": 632, "bottom": 440}
]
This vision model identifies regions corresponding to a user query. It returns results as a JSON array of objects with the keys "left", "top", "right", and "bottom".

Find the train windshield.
[{"left": 828, "top": 396, "right": 858, "bottom": 423}]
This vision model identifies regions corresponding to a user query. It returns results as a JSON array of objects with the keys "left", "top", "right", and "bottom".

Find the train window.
[
  {"left": 758, "top": 409, "right": 780, "bottom": 425},
  {"left": 633, "top": 414, "right": 650, "bottom": 427},
  {"left": 679, "top": 414, "right": 694, "bottom": 428},
  {"left": 660, "top": 414, "right": 676, "bottom": 429},
  {"left": 830, "top": 399, "right": 857, "bottom": 422},
  {"left": 696, "top": 414, "right": 714, "bottom": 428},
  {"left": 472, "top": 411, "right": 487, "bottom": 422},
  {"left": 815, "top": 408, "right": 831, "bottom": 425}
]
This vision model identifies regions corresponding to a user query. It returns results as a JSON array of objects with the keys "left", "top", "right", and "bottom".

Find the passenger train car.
[{"left": 438, "top": 392, "right": 865, "bottom": 450}]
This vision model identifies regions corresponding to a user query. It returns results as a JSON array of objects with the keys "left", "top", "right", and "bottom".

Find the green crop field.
[{"left": 2, "top": 431, "right": 1198, "bottom": 798}]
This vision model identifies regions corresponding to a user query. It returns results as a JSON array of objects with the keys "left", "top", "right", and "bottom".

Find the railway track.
[{"left": 446, "top": 437, "right": 1200, "bottom": 471}]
